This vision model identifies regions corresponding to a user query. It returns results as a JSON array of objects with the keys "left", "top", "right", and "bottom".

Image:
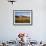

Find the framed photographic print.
[{"left": 13, "top": 10, "right": 32, "bottom": 25}]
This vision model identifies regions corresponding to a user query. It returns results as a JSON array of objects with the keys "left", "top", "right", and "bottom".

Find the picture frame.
[{"left": 13, "top": 10, "right": 33, "bottom": 25}]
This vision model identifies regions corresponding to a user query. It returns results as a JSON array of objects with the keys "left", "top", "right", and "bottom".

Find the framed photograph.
[{"left": 13, "top": 10, "right": 32, "bottom": 25}]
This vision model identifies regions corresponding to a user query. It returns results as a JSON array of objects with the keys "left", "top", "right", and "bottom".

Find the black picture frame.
[{"left": 13, "top": 10, "right": 33, "bottom": 26}]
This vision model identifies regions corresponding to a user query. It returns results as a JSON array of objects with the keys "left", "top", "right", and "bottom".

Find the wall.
[{"left": 0, "top": 0, "right": 46, "bottom": 42}]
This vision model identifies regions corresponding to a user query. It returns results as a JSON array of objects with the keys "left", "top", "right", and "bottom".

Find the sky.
[{"left": 15, "top": 12, "right": 31, "bottom": 17}]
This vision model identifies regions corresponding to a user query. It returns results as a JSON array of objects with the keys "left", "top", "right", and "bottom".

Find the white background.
[{"left": 0, "top": 0, "right": 46, "bottom": 42}]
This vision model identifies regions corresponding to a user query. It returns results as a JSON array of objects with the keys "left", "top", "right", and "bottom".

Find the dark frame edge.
[{"left": 13, "top": 10, "right": 33, "bottom": 26}]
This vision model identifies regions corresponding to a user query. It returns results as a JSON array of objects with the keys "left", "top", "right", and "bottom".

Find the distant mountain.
[{"left": 15, "top": 15, "right": 30, "bottom": 18}]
